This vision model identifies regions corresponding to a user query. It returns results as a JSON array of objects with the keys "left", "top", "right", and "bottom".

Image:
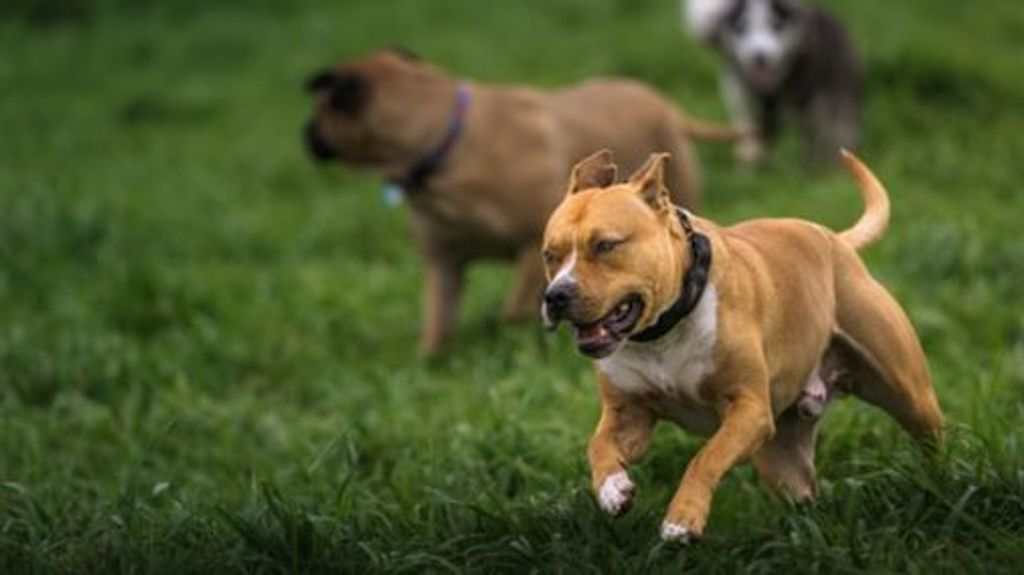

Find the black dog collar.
[
  {"left": 629, "top": 208, "right": 713, "bottom": 343},
  {"left": 391, "top": 82, "right": 471, "bottom": 194}
]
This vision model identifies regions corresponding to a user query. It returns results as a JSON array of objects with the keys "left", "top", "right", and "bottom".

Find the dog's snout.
[
  {"left": 753, "top": 52, "right": 769, "bottom": 68},
  {"left": 544, "top": 282, "right": 578, "bottom": 316},
  {"left": 304, "top": 120, "right": 336, "bottom": 161}
]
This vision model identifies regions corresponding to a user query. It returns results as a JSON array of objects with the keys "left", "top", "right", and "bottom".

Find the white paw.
[
  {"left": 660, "top": 521, "right": 693, "bottom": 544},
  {"left": 735, "top": 138, "right": 765, "bottom": 166},
  {"left": 598, "top": 471, "right": 634, "bottom": 516}
]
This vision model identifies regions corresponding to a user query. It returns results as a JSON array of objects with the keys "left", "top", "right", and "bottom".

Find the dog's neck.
[
  {"left": 387, "top": 81, "right": 471, "bottom": 194},
  {"left": 629, "top": 208, "right": 713, "bottom": 343}
]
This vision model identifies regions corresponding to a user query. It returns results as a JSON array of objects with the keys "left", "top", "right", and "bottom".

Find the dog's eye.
[
  {"left": 593, "top": 239, "right": 621, "bottom": 256},
  {"left": 542, "top": 249, "right": 557, "bottom": 266},
  {"left": 772, "top": 2, "right": 794, "bottom": 30}
]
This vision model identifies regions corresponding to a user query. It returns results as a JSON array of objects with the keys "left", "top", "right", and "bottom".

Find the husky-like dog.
[{"left": 684, "top": 0, "right": 864, "bottom": 168}]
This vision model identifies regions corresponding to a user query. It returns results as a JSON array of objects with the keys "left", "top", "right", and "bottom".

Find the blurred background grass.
[{"left": 1, "top": 0, "right": 1024, "bottom": 572}]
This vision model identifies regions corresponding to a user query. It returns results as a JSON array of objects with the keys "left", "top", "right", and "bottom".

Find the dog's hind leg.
[
  {"left": 752, "top": 406, "right": 820, "bottom": 501},
  {"left": 502, "top": 243, "right": 546, "bottom": 322},
  {"left": 420, "top": 256, "right": 465, "bottom": 357},
  {"left": 833, "top": 250, "right": 944, "bottom": 446},
  {"left": 720, "top": 70, "right": 767, "bottom": 167}
]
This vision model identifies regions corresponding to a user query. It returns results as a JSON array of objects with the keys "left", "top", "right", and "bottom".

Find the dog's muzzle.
[
  {"left": 304, "top": 120, "right": 337, "bottom": 162},
  {"left": 541, "top": 282, "right": 577, "bottom": 330}
]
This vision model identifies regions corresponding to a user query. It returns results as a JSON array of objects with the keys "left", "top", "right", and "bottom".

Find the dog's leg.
[
  {"left": 801, "top": 94, "right": 851, "bottom": 170},
  {"left": 834, "top": 254, "right": 944, "bottom": 445},
  {"left": 420, "top": 256, "right": 465, "bottom": 357},
  {"left": 662, "top": 384, "right": 774, "bottom": 542},
  {"left": 800, "top": 96, "right": 830, "bottom": 169},
  {"left": 833, "top": 95, "right": 861, "bottom": 152},
  {"left": 720, "top": 70, "right": 766, "bottom": 167},
  {"left": 588, "top": 374, "right": 656, "bottom": 517},
  {"left": 751, "top": 406, "right": 819, "bottom": 501},
  {"left": 502, "top": 243, "right": 546, "bottom": 322},
  {"left": 756, "top": 94, "right": 782, "bottom": 158}
]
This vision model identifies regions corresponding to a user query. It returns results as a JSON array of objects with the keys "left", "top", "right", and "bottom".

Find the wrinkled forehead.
[
  {"left": 545, "top": 187, "right": 654, "bottom": 245},
  {"left": 332, "top": 50, "right": 419, "bottom": 77},
  {"left": 729, "top": 0, "right": 798, "bottom": 25}
]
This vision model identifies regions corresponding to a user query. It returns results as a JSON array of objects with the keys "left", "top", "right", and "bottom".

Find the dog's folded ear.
[
  {"left": 628, "top": 152, "right": 672, "bottom": 210},
  {"left": 306, "top": 69, "right": 371, "bottom": 116},
  {"left": 306, "top": 69, "right": 335, "bottom": 93},
  {"left": 567, "top": 149, "right": 618, "bottom": 195}
]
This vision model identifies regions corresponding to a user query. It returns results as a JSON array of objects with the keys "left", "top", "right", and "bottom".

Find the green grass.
[{"left": 2, "top": 0, "right": 1024, "bottom": 572}]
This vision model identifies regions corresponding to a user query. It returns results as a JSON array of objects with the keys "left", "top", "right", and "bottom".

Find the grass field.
[{"left": 3, "top": 0, "right": 1024, "bottom": 572}]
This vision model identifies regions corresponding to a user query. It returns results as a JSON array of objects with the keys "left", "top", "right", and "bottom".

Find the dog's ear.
[
  {"left": 567, "top": 149, "right": 618, "bottom": 195},
  {"left": 627, "top": 153, "right": 672, "bottom": 210},
  {"left": 306, "top": 69, "right": 336, "bottom": 93}
]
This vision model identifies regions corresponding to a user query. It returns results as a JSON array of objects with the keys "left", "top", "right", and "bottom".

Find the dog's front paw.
[
  {"left": 597, "top": 471, "right": 635, "bottom": 516},
  {"left": 735, "top": 138, "right": 766, "bottom": 167},
  {"left": 660, "top": 521, "right": 695, "bottom": 544}
]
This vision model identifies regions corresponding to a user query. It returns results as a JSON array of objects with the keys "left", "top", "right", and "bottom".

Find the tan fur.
[
  {"left": 307, "top": 50, "right": 741, "bottom": 355},
  {"left": 542, "top": 150, "right": 943, "bottom": 541}
]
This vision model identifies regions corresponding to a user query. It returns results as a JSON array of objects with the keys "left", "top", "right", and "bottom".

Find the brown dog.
[
  {"left": 541, "top": 149, "right": 943, "bottom": 542},
  {"left": 304, "top": 49, "right": 742, "bottom": 356}
]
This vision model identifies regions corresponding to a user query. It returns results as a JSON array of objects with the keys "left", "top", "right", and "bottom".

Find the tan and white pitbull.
[{"left": 541, "top": 149, "right": 944, "bottom": 542}]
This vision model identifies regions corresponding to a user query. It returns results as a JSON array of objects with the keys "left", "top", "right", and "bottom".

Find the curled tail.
[
  {"left": 679, "top": 114, "right": 750, "bottom": 142},
  {"left": 838, "top": 149, "right": 891, "bottom": 250}
]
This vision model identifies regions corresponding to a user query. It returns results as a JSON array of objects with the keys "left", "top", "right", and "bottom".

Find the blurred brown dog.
[
  {"left": 304, "top": 49, "right": 742, "bottom": 356},
  {"left": 542, "top": 149, "right": 943, "bottom": 542}
]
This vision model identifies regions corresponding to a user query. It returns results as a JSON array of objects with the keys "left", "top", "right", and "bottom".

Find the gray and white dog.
[{"left": 684, "top": 0, "right": 863, "bottom": 168}]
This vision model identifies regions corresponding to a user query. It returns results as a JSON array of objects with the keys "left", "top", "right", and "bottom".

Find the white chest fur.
[{"left": 598, "top": 286, "right": 720, "bottom": 431}]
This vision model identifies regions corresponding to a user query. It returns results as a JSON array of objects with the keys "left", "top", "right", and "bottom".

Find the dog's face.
[
  {"left": 541, "top": 151, "right": 688, "bottom": 359},
  {"left": 721, "top": 0, "right": 805, "bottom": 93},
  {"left": 303, "top": 48, "right": 437, "bottom": 166}
]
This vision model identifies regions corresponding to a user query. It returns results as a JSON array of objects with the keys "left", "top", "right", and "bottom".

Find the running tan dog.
[
  {"left": 541, "top": 149, "right": 943, "bottom": 542},
  {"left": 305, "top": 49, "right": 742, "bottom": 356}
]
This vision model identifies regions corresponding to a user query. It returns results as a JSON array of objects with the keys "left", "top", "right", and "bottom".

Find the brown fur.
[
  {"left": 542, "top": 150, "right": 943, "bottom": 541},
  {"left": 305, "top": 50, "right": 742, "bottom": 355}
]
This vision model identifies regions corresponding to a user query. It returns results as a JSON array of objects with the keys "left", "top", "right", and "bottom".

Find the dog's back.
[{"left": 546, "top": 78, "right": 704, "bottom": 208}]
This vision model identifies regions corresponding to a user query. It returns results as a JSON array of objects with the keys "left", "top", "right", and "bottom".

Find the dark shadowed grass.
[{"left": 2, "top": 0, "right": 1024, "bottom": 572}]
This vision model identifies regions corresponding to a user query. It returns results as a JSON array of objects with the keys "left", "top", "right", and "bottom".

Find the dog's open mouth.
[
  {"left": 572, "top": 295, "right": 644, "bottom": 358},
  {"left": 748, "top": 63, "right": 779, "bottom": 92}
]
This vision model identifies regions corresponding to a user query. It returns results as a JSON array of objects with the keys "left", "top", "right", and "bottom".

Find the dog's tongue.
[
  {"left": 751, "top": 65, "right": 777, "bottom": 91},
  {"left": 576, "top": 323, "right": 608, "bottom": 344}
]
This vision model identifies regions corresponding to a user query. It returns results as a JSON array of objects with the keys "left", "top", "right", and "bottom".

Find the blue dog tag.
[{"left": 381, "top": 183, "right": 405, "bottom": 206}]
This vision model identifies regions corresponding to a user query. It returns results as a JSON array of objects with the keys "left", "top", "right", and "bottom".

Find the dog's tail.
[
  {"left": 838, "top": 149, "right": 890, "bottom": 251},
  {"left": 679, "top": 115, "right": 750, "bottom": 142}
]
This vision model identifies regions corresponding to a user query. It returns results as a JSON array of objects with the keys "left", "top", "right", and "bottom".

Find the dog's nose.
[
  {"left": 304, "top": 120, "right": 336, "bottom": 161},
  {"left": 753, "top": 52, "right": 769, "bottom": 68},
  {"left": 544, "top": 283, "right": 577, "bottom": 317}
]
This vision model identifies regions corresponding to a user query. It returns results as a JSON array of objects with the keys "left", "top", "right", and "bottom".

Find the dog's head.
[
  {"left": 541, "top": 150, "right": 691, "bottom": 359},
  {"left": 303, "top": 48, "right": 440, "bottom": 166},
  {"left": 720, "top": 0, "right": 806, "bottom": 93}
]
